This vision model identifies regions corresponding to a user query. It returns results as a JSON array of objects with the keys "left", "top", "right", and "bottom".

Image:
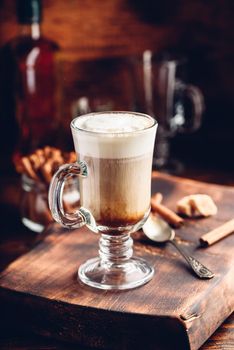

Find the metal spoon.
[{"left": 143, "top": 214, "right": 215, "bottom": 279}]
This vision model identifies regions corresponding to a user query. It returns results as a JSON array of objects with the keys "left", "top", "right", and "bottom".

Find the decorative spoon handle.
[{"left": 169, "top": 240, "right": 215, "bottom": 279}]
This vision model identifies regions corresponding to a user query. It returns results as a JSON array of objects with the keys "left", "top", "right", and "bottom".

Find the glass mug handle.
[
  {"left": 174, "top": 80, "right": 205, "bottom": 133},
  {"left": 48, "top": 161, "right": 92, "bottom": 229}
]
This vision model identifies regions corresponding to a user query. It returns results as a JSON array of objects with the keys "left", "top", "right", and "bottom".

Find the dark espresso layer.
[{"left": 79, "top": 154, "right": 152, "bottom": 227}]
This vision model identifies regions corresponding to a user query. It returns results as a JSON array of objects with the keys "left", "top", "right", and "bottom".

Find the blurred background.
[
  {"left": 0, "top": 0, "right": 234, "bottom": 175},
  {"left": 0, "top": 2, "right": 234, "bottom": 345}
]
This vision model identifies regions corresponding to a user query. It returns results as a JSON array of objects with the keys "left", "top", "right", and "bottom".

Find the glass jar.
[{"left": 20, "top": 174, "right": 80, "bottom": 233}]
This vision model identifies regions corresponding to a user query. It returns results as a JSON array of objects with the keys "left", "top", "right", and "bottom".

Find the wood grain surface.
[{"left": 0, "top": 174, "right": 234, "bottom": 350}]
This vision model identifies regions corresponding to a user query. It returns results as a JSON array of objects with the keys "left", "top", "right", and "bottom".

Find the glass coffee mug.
[
  {"left": 133, "top": 51, "right": 205, "bottom": 173},
  {"left": 49, "top": 111, "right": 157, "bottom": 290}
]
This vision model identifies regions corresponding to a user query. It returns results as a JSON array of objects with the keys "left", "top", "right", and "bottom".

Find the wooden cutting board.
[{"left": 0, "top": 173, "right": 234, "bottom": 350}]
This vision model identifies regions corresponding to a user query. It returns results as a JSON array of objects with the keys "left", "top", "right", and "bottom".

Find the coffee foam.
[
  {"left": 74, "top": 113, "right": 152, "bottom": 133},
  {"left": 71, "top": 113, "right": 157, "bottom": 159}
]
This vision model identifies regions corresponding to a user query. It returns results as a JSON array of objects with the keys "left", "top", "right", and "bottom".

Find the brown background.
[{"left": 0, "top": 0, "right": 234, "bottom": 169}]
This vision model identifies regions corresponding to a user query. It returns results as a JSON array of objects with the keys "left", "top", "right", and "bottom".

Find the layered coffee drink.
[
  {"left": 49, "top": 111, "right": 157, "bottom": 290},
  {"left": 72, "top": 112, "right": 156, "bottom": 230}
]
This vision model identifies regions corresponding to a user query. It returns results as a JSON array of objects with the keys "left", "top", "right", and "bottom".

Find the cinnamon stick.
[
  {"left": 65, "top": 151, "right": 76, "bottom": 164},
  {"left": 200, "top": 219, "right": 234, "bottom": 246},
  {"left": 21, "top": 157, "right": 40, "bottom": 181},
  {"left": 41, "top": 159, "right": 54, "bottom": 184},
  {"left": 151, "top": 192, "right": 163, "bottom": 205},
  {"left": 151, "top": 194, "right": 184, "bottom": 228}
]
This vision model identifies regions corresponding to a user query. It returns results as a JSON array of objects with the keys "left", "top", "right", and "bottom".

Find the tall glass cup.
[
  {"left": 133, "top": 51, "right": 204, "bottom": 173},
  {"left": 49, "top": 111, "right": 157, "bottom": 290}
]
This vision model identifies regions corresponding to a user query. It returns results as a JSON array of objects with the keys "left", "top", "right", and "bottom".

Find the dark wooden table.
[{"left": 0, "top": 167, "right": 233, "bottom": 350}]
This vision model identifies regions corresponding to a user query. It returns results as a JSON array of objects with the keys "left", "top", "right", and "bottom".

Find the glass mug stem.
[{"left": 99, "top": 233, "right": 133, "bottom": 264}]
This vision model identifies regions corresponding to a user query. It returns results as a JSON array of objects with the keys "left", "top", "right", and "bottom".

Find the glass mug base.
[
  {"left": 78, "top": 257, "right": 154, "bottom": 290},
  {"left": 78, "top": 232, "right": 154, "bottom": 290}
]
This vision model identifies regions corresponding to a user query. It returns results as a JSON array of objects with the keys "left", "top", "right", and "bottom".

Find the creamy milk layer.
[
  {"left": 74, "top": 113, "right": 153, "bottom": 133},
  {"left": 71, "top": 112, "right": 157, "bottom": 159}
]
